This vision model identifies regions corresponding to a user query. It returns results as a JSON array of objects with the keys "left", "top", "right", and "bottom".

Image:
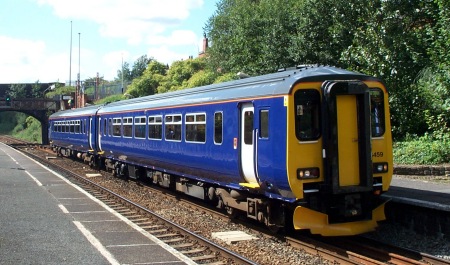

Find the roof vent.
[
  {"left": 296, "top": 64, "right": 319, "bottom": 70},
  {"left": 236, "top": 72, "right": 250, "bottom": 79}
]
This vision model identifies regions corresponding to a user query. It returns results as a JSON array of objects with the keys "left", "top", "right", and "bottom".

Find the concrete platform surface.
[
  {"left": 0, "top": 143, "right": 195, "bottom": 265},
  {"left": 384, "top": 176, "right": 450, "bottom": 211}
]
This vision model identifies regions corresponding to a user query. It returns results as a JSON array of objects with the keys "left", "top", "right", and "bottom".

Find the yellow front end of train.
[{"left": 286, "top": 80, "right": 393, "bottom": 236}]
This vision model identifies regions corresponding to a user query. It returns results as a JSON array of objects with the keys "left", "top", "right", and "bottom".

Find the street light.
[
  {"left": 121, "top": 54, "right": 124, "bottom": 94},
  {"left": 43, "top": 84, "right": 56, "bottom": 97}
]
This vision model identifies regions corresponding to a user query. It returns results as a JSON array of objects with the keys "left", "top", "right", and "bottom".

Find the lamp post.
[
  {"left": 121, "top": 54, "right": 124, "bottom": 94},
  {"left": 69, "top": 21, "right": 72, "bottom": 88},
  {"left": 76, "top": 32, "right": 81, "bottom": 108}
]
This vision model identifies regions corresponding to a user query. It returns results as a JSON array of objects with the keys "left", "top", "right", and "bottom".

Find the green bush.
[
  {"left": 94, "top": 94, "right": 126, "bottom": 105},
  {"left": 393, "top": 133, "right": 450, "bottom": 165}
]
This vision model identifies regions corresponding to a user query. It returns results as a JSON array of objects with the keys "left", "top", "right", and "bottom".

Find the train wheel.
[
  {"left": 226, "top": 206, "right": 237, "bottom": 218},
  {"left": 114, "top": 166, "right": 120, "bottom": 177}
]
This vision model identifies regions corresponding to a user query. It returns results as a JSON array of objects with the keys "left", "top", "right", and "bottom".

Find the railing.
[{"left": 0, "top": 98, "right": 58, "bottom": 111}]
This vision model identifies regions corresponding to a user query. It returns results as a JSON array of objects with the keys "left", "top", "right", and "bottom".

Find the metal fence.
[{"left": 73, "top": 81, "right": 131, "bottom": 102}]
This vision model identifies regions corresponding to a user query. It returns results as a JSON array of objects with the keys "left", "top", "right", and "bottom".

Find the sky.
[{"left": 0, "top": 0, "right": 219, "bottom": 84}]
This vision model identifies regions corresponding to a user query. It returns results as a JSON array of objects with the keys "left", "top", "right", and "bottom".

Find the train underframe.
[
  {"left": 60, "top": 149, "right": 287, "bottom": 231},
  {"left": 54, "top": 147, "right": 385, "bottom": 235}
]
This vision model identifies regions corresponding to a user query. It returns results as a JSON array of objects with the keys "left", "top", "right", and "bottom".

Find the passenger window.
[
  {"left": 214, "top": 112, "right": 223, "bottom": 144},
  {"left": 294, "top": 89, "right": 321, "bottom": 141},
  {"left": 185, "top": 113, "right": 206, "bottom": 143},
  {"left": 123, "top": 117, "right": 133, "bottom": 138},
  {"left": 70, "top": 121, "right": 75, "bottom": 133},
  {"left": 148, "top": 115, "right": 163, "bottom": 140},
  {"left": 370, "top": 88, "right": 385, "bottom": 137},
  {"left": 134, "top": 117, "right": 146, "bottom": 139},
  {"left": 260, "top": 110, "right": 269, "bottom": 138},
  {"left": 75, "top": 120, "right": 80, "bottom": 133},
  {"left": 112, "top": 118, "right": 121, "bottom": 137},
  {"left": 165, "top": 114, "right": 182, "bottom": 141}
]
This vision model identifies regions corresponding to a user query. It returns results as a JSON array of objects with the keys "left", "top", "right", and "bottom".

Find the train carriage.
[
  {"left": 49, "top": 65, "right": 393, "bottom": 236},
  {"left": 49, "top": 104, "right": 102, "bottom": 158}
]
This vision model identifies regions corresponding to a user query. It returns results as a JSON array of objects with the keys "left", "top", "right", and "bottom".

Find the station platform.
[
  {"left": 0, "top": 143, "right": 195, "bottom": 265},
  {"left": 383, "top": 175, "right": 450, "bottom": 212}
]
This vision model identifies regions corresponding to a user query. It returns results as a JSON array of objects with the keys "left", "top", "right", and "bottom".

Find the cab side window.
[
  {"left": 294, "top": 89, "right": 321, "bottom": 141},
  {"left": 370, "top": 88, "right": 385, "bottom": 137}
]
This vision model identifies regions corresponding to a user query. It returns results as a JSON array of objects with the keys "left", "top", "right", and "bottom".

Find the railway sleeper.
[
  {"left": 172, "top": 243, "right": 195, "bottom": 249},
  {"left": 180, "top": 247, "right": 207, "bottom": 255}
]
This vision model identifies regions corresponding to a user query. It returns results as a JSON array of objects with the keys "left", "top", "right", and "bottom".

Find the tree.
[
  {"left": 424, "top": 0, "right": 450, "bottom": 133},
  {"left": 8, "top": 84, "right": 27, "bottom": 98},
  {"left": 31, "top": 80, "right": 42, "bottom": 98},
  {"left": 184, "top": 70, "right": 217, "bottom": 88},
  {"left": 205, "top": 0, "right": 354, "bottom": 74},
  {"left": 131, "top": 55, "right": 152, "bottom": 79},
  {"left": 340, "top": 0, "right": 438, "bottom": 139},
  {"left": 158, "top": 57, "right": 209, "bottom": 93},
  {"left": 205, "top": 0, "right": 441, "bottom": 140},
  {"left": 116, "top": 61, "right": 132, "bottom": 82},
  {"left": 126, "top": 60, "right": 167, "bottom": 97}
]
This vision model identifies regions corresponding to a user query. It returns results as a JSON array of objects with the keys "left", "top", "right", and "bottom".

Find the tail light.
[
  {"left": 297, "top": 167, "right": 320, "bottom": 179},
  {"left": 373, "top": 162, "right": 388, "bottom": 173}
]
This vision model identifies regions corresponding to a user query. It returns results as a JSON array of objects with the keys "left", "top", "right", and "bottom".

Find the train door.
[
  {"left": 240, "top": 103, "right": 258, "bottom": 184},
  {"left": 88, "top": 117, "right": 94, "bottom": 150},
  {"left": 98, "top": 117, "right": 102, "bottom": 152},
  {"left": 321, "top": 81, "right": 372, "bottom": 194}
]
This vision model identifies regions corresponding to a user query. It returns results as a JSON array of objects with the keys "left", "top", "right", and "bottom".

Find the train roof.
[
  {"left": 98, "top": 65, "right": 380, "bottom": 114},
  {"left": 51, "top": 65, "right": 381, "bottom": 118},
  {"left": 49, "top": 104, "right": 103, "bottom": 119}
]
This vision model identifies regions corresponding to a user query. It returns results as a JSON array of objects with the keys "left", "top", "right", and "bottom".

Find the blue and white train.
[{"left": 49, "top": 65, "right": 393, "bottom": 236}]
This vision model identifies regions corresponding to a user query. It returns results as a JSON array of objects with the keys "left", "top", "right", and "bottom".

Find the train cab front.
[{"left": 288, "top": 80, "right": 393, "bottom": 236}]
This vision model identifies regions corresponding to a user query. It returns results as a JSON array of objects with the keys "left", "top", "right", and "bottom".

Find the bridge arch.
[{"left": 0, "top": 99, "right": 59, "bottom": 144}]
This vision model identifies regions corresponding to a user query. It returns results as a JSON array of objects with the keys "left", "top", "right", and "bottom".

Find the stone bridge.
[{"left": 0, "top": 98, "right": 60, "bottom": 144}]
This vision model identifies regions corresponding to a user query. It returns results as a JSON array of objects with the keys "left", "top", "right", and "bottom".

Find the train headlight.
[
  {"left": 297, "top": 167, "right": 320, "bottom": 179},
  {"left": 373, "top": 162, "right": 388, "bottom": 173}
]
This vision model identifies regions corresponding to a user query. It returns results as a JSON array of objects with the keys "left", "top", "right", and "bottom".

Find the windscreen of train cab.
[
  {"left": 294, "top": 89, "right": 321, "bottom": 141},
  {"left": 370, "top": 88, "right": 385, "bottom": 137}
]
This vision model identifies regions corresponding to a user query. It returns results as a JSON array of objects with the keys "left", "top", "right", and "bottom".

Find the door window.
[{"left": 244, "top": 111, "right": 253, "bottom": 145}]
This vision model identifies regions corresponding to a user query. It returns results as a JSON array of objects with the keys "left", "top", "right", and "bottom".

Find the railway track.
[
  {"left": 3, "top": 145, "right": 256, "bottom": 264},
  {"left": 287, "top": 235, "right": 450, "bottom": 265},
  {"left": 2, "top": 135, "right": 449, "bottom": 265}
]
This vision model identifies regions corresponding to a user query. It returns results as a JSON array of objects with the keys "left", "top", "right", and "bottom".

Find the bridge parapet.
[{"left": 0, "top": 98, "right": 59, "bottom": 111}]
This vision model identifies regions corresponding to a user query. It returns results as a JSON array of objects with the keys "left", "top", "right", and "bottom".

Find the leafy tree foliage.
[
  {"left": 116, "top": 61, "right": 132, "bottom": 82},
  {"left": 125, "top": 57, "right": 233, "bottom": 97},
  {"left": 131, "top": 55, "right": 152, "bottom": 79},
  {"left": 184, "top": 70, "right": 217, "bottom": 88},
  {"left": 205, "top": 0, "right": 444, "bottom": 140},
  {"left": 205, "top": 0, "right": 301, "bottom": 75},
  {"left": 340, "top": 0, "right": 439, "bottom": 139},
  {"left": 126, "top": 60, "right": 167, "bottom": 97},
  {"left": 116, "top": 55, "right": 154, "bottom": 83},
  {"left": 45, "top": 84, "right": 74, "bottom": 99},
  {"left": 159, "top": 57, "right": 211, "bottom": 92},
  {"left": 31, "top": 80, "right": 42, "bottom": 98},
  {"left": 425, "top": 0, "right": 450, "bottom": 132},
  {"left": 8, "top": 84, "right": 27, "bottom": 98}
]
